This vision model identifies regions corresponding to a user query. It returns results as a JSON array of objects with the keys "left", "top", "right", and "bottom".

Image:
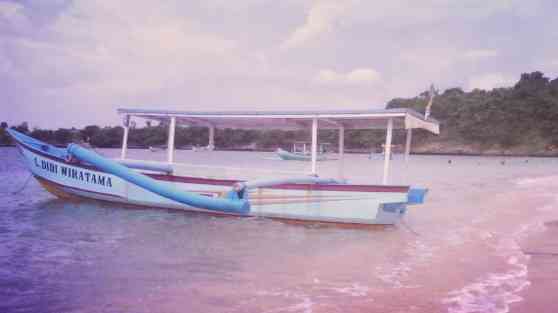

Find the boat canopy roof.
[{"left": 117, "top": 108, "right": 440, "bottom": 134}]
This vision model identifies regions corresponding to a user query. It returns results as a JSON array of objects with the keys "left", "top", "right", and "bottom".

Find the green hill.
[
  {"left": 387, "top": 71, "right": 558, "bottom": 156},
  {"left": 3, "top": 71, "right": 558, "bottom": 156}
]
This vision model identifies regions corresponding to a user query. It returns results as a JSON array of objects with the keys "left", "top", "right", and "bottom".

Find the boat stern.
[{"left": 407, "top": 188, "right": 428, "bottom": 205}]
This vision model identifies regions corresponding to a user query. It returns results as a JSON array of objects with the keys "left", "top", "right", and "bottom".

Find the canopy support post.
[
  {"left": 120, "top": 115, "right": 130, "bottom": 160},
  {"left": 382, "top": 118, "right": 393, "bottom": 185},
  {"left": 167, "top": 117, "right": 176, "bottom": 164},
  {"left": 208, "top": 126, "right": 215, "bottom": 151},
  {"left": 311, "top": 117, "right": 318, "bottom": 175},
  {"left": 404, "top": 128, "right": 412, "bottom": 163},
  {"left": 338, "top": 125, "right": 345, "bottom": 179}
]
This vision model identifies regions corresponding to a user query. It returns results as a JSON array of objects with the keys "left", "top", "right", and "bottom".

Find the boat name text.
[{"left": 34, "top": 157, "right": 112, "bottom": 187}]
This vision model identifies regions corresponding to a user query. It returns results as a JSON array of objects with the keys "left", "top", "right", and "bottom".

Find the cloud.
[
  {"left": 467, "top": 73, "right": 515, "bottom": 90},
  {"left": 462, "top": 49, "right": 499, "bottom": 59},
  {"left": 315, "top": 68, "right": 381, "bottom": 85},
  {"left": 346, "top": 68, "right": 382, "bottom": 84},
  {"left": 0, "top": 1, "right": 22, "bottom": 18},
  {"left": 1, "top": 0, "right": 556, "bottom": 129},
  {"left": 331, "top": 0, "right": 523, "bottom": 31},
  {"left": 0, "top": 1, "right": 29, "bottom": 31},
  {"left": 281, "top": 1, "right": 353, "bottom": 49},
  {"left": 4, "top": 1, "right": 243, "bottom": 93},
  {"left": 0, "top": 0, "right": 256, "bottom": 128}
]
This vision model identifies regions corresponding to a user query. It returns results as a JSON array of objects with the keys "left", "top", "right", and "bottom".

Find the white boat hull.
[{"left": 18, "top": 143, "right": 409, "bottom": 225}]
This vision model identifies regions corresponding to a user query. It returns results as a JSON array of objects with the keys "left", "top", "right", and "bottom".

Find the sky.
[{"left": 1, "top": 0, "right": 557, "bottom": 129}]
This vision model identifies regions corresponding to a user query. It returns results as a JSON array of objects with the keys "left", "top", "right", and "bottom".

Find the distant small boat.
[
  {"left": 148, "top": 146, "right": 165, "bottom": 152},
  {"left": 276, "top": 148, "right": 329, "bottom": 161},
  {"left": 276, "top": 142, "right": 333, "bottom": 161},
  {"left": 191, "top": 145, "right": 214, "bottom": 152}
]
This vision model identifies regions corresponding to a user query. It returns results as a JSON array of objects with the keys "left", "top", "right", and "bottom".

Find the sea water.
[{"left": 1, "top": 147, "right": 558, "bottom": 313}]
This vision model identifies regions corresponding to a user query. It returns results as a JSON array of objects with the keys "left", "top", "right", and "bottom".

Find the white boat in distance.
[
  {"left": 8, "top": 108, "right": 439, "bottom": 225},
  {"left": 276, "top": 142, "right": 333, "bottom": 161},
  {"left": 148, "top": 146, "right": 165, "bottom": 152}
]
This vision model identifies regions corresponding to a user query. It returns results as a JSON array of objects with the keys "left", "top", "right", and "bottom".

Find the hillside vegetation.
[
  {"left": 2, "top": 71, "right": 558, "bottom": 156},
  {"left": 387, "top": 71, "right": 558, "bottom": 155}
]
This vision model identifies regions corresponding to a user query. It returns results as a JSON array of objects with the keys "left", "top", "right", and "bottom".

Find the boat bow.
[{"left": 66, "top": 144, "right": 251, "bottom": 214}]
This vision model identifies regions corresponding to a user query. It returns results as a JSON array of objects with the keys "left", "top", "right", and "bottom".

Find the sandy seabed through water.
[{"left": 1, "top": 147, "right": 558, "bottom": 313}]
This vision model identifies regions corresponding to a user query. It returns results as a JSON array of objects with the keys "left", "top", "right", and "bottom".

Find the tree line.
[
  {"left": 2, "top": 71, "right": 558, "bottom": 153},
  {"left": 0, "top": 120, "right": 392, "bottom": 151},
  {"left": 387, "top": 71, "right": 558, "bottom": 151}
]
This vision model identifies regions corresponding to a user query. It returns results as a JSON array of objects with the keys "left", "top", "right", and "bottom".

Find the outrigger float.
[{"left": 8, "top": 108, "right": 439, "bottom": 225}]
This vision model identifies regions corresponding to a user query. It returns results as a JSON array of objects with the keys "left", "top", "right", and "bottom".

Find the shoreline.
[
  {"left": 2, "top": 145, "right": 558, "bottom": 158},
  {"left": 511, "top": 220, "right": 558, "bottom": 312}
]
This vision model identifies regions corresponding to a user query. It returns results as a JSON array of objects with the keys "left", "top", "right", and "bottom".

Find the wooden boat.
[
  {"left": 8, "top": 108, "right": 439, "bottom": 225},
  {"left": 276, "top": 142, "right": 332, "bottom": 161},
  {"left": 276, "top": 148, "right": 329, "bottom": 161},
  {"left": 148, "top": 146, "right": 165, "bottom": 152}
]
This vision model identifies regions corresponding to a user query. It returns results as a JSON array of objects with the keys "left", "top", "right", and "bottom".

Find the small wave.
[
  {"left": 376, "top": 239, "right": 436, "bottom": 289},
  {"left": 442, "top": 218, "right": 547, "bottom": 313},
  {"left": 255, "top": 281, "right": 372, "bottom": 313},
  {"left": 269, "top": 297, "right": 313, "bottom": 313},
  {"left": 256, "top": 290, "right": 315, "bottom": 313},
  {"left": 262, "top": 157, "right": 284, "bottom": 161},
  {"left": 445, "top": 231, "right": 468, "bottom": 246},
  {"left": 43, "top": 248, "right": 72, "bottom": 258},
  {"left": 514, "top": 175, "right": 558, "bottom": 187},
  {"left": 443, "top": 256, "right": 529, "bottom": 313},
  {"left": 327, "top": 282, "right": 370, "bottom": 297}
]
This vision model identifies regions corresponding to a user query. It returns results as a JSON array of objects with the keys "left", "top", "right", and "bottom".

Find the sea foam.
[{"left": 442, "top": 216, "right": 549, "bottom": 313}]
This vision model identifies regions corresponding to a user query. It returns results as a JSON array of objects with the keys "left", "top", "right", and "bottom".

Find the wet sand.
[{"left": 512, "top": 220, "right": 558, "bottom": 313}]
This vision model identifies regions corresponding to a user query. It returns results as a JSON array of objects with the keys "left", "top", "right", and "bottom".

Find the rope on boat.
[
  {"left": 399, "top": 218, "right": 420, "bottom": 236},
  {"left": 9, "top": 148, "right": 33, "bottom": 195},
  {"left": 12, "top": 172, "right": 32, "bottom": 195}
]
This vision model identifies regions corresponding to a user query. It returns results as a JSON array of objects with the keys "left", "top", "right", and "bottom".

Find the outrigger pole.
[
  {"left": 121, "top": 115, "right": 130, "bottom": 159},
  {"left": 208, "top": 125, "right": 215, "bottom": 150},
  {"left": 311, "top": 117, "right": 318, "bottom": 175},
  {"left": 338, "top": 124, "right": 345, "bottom": 179},
  {"left": 382, "top": 118, "right": 393, "bottom": 185},
  {"left": 167, "top": 116, "right": 176, "bottom": 164}
]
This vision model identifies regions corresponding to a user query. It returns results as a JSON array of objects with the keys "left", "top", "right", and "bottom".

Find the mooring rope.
[
  {"left": 400, "top": 218, "right": 420, "bottom": 236},
  {"left": 12, "top": 172, "right": 32, "bottom": 195},
  {"left": 10, "top": 149, "right": 33, "bottom": 195}
]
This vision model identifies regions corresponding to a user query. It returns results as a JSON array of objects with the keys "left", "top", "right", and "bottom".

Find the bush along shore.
[
  {"left": 387, "top": 71, "right": 558, "bottom": 156},
  {"left": 2, "top": 71, "right": 558, "bottom": 157}
]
